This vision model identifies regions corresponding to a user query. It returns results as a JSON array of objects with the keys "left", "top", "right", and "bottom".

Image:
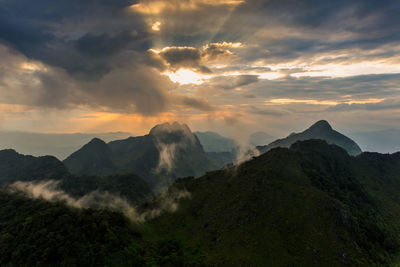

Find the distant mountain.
[
  {"left": 257, "top": 120, "right": 362, "bottom": 156},
  {"left": 349, "top": 129, "right": 400, "bottom": 153},
  {"left": 194, "top": 131, "right": 237, "bottom": 153},
  {"left": 250, "top": 131, "right": 275, "bottom": 146},
  {"left": 64, "top": 122, "right": 219, "bottom": 188},
  {"left": 151, "top": 140, "right": 400, "bottom": 265},
  {"left": 0, "top": 131, "right": 131, "bottom": 160},
  {"left": 0, "top": 149, "right": 69, "bottom": 185}
]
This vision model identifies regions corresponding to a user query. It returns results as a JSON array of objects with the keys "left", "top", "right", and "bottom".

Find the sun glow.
[
  {"left": 164, "top": 69, "right": 210, "bottom": 85},
  {"left": 151, "top": 21, "right": 161, "bottom": 31}
]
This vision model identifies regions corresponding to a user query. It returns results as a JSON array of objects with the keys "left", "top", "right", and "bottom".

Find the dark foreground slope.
[
  {"left": 258, "top": 120, "right": 362, "bottom": 156},
  {"left": 0, "top": 190, "right": 204, "bottom": 266},
  {"left": 150, "top": 140, "right": 400, "bottom": 266}
]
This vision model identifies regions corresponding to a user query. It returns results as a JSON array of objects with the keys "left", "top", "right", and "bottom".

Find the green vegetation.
[
  {"left": 149, "top": 140, "right": 400, "bottom": 266},
  {"left": 0, "top": 190, "right": 204, "bottom": 266},
  {"left": 1, "top": 139, "right": 400, "bottom": 266}
]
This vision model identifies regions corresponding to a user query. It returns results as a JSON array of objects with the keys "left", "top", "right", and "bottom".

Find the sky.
[{"left": 0, "top": 0, "right": 400, "bottom": 139}]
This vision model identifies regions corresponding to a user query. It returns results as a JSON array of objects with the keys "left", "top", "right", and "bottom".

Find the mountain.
[
  {"left": 257, "top": 120, "right": 362, "bottom": 156},
  {"left": 194, "top": 131, "right": 237, "bottom": 153},
  {"left": 0, "top": 131, "right": 131, "bottom": 160},
  {"left": 3, "top": 140, "right": 400, "bottom": 265},
  {"left": 250, "top": 131, "right": 275, "bottom": 146},
  {"left": 62, "top": 138, "right": 115, "bottom": 176},
  {"left": 64, "top": 122, "right": 219, "bottom": 189},
  {"left": 349, "top": 128, "right": 400, "bottom": 153},
  {"left": 0, "top": 149, "right": 69, "bottom": 185},
  {"left": 149, "top": 140, "right": 400, "bottom": 266}
]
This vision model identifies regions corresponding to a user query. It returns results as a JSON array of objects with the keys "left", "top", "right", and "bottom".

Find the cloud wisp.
[{"left": 9, "top": 180, "right": 190, "bottom": 223}]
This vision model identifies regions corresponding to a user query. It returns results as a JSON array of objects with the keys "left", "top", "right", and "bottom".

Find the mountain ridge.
[{"left": 257, "top": 120, "right": 362, "bottom": 156}]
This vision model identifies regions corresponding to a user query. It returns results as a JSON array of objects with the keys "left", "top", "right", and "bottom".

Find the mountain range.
[{"left": 1, "top": 139, "right": 400, "bottom": 265}]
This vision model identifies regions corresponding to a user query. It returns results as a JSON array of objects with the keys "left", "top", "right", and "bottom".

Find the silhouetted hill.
[
  {"left": 64, "top": 122, "right": 219, "bottom": 189},
  {"left": 63, "top": 138, "right": 115, "bottom": 176},
  {"left": 0, "top": 149, "right": 69, "bottom": 185},
  {"left": 149, "top": 140, "right": 400, "bottom": 265},
  {"left": 258, "top": 120, "right": 362, "bottom": 156},
  {"left": 0, "top": 131, "right": 131, "bottom": 160}
]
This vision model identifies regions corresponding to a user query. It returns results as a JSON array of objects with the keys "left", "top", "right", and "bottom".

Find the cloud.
[
  {"left": 0, "top": 0, "right": 150, "bottom": 79},
  {"left": 174, "top": 95, "right": 214, "bottom": 111},
  {"left": 152, "top": 43, "right": 242, "bottom": 74},
  {"left": 207, "top": 74, "right": 259, "bottom": 90},
  {"left": 327, "top": 98, "right": 400, "bottom": 112},
  {"left": 0, "top": 45, "right": 175, "bottom": 116},
  {"left": 130, "top": 0, "right": 244, "bottom": 15},
  {"left": 246, "top": 105, "right": 287, "bottom": 116},
  {"left": 157, "top": 46, "right": 211, "bottom": 73},
  {"left": 9, "top": 180, "right": 191, "bottom": 222}
]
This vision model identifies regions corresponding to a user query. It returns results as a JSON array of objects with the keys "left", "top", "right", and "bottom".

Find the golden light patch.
[
  {"left": 20, "top": 62, "right": 47, "bottom": 72},
  {"left": 151, "top": 21, "right": 161, "bottom": 31},
  {"left": 164, "top": 68, "right": 211, "bottom": 85},
  {"left": 266, "top": 98, "right": 339, "bottom": 106},
  {"left": 129, "top": 0, "right": 244, "bottom": 15},
  {"left": 265, "top": 98, "right": 385, "bottom": 106},
  {"left": 291, "top": 62, "right": 400, "bottom": 78},
  {"left": 203, "top": 42, "right": 243, "bottom": 49}
]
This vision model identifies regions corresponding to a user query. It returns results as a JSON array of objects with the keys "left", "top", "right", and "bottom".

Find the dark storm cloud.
[
  {"left": 0, "top": 0, "right": 148, "bottom": 78},
  {"left": 0, "top": 44, "right": 175, "bottom": 116},
  {"left": 211, "top": 0, "right": 400, "bottom": 63},
  {"left": 0, "top": 0, "right": 182, "bottom": 116},
  {"left": 158, "top": 46, "right": 212, "bottom": 73}
]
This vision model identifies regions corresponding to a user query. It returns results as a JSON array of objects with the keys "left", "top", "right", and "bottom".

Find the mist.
[{"left": 9, "top": 180, "right": 190, "bottom": 223}]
